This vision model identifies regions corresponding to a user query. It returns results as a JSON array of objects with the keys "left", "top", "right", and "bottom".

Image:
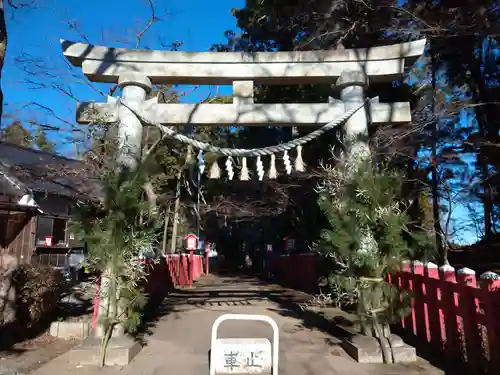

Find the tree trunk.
[
  {"left": 0, "top": 0, "right": 14, "bottom": 327},
  {"left": 170, "top": 146, "right": 192, "bottom": 253},
  {"left": 169, "top": 168, "right": 183, "bottom": 254},
  {"left": 469, "top": 40, "right": 493, "bottom": 238},
  {"left": 162, "top": 201, "right": 171, "bottom": 254},
  {"left": 430, "top": 50, "right": 445, "bottom": 263},
  {"left": 0, "top": 0, "right": 6, "bottom": 124}
]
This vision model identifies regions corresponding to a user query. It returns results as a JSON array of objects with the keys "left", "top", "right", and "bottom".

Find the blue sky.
[{"left": 3, "top": 0, "right": 240, "bottom": 154}]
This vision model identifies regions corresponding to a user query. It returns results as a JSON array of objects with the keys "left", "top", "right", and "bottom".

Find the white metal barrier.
[{"left": 210, "top": 314, "right": 279, "bottom": 375}]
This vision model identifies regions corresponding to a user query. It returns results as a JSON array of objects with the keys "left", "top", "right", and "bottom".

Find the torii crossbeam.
[
  {"left": 62, "top": 39, "right": 425, "bottom": 85},
  {"left": 61, "top": 39, "right": 426, "bottom": 172}
]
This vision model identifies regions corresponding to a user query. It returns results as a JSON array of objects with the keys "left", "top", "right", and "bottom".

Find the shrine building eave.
[{"left": 60, "top": 39, "right": 426, "bottom": 85}]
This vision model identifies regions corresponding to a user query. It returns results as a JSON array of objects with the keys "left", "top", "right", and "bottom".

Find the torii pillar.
[
  {"left": 94, "top": 73, "right": 151, "bottom": 338},
  {"left": 116, "top": 72, "right": 152, "bottom": 168},
  {"left": 336, "top": 70, "right": 370, "bottom": 162}
]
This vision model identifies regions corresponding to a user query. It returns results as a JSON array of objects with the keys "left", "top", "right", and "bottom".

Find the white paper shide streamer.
[
  {"left": 209, "top": 159, "right": 220, "bottom": 179},
  {"left": 240, "top": 157, "right": 250, "bottom": 181},
  {"left": 295, "top": 145, "right": 305, "bottom": 172},
  {"left": 256, "top": 156, "right": 265, "bottom": 181},
  {"left": 201, "top": 147, "right": 306, "bottom": 181},
  {"left": 225, "top": 156, "right": 234, "bottom": 180},
  {"left": 283, "top": 150, "right": 292, "bottom": 175},
  {"left": 145, "top": 100, "right": 368, "bottom": 181},
  {"left": 268, "top": 154, "right": 277, "bottom": 179}
]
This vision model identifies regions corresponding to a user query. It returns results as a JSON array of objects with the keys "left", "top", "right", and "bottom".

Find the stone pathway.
[{"left": 29, "top": 275, "right": 444, "bottom": 375}]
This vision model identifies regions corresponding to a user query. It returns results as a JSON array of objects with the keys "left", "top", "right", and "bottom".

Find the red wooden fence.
[
  {"left": 144, "top": 253, "right": 203, "bottom": 293},
  {"left": 389, "top": 261, "right": 500, "bottom": 374},
  {"left": 272, "top": 253, "right": 318, "bottom": 293},
  {"left": 164, "top": 253, "right": 203, "bottom": 288},
  {"left": 92, "top": 254, "right": 205, "bottom": 330},
  {"left": 274, "top": 254, "right": 500, "bottom": 373}
]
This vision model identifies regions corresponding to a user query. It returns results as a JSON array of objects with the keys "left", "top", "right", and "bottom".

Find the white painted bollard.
[{"left": 210, "top": 314, "right": 279, "bottom": 375}]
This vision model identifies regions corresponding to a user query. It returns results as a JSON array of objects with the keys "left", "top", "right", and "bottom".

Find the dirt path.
[
  {"left": 0, "top": 333, "right": 77, "bottom": 375},
  {"left": 29, "top": 275, "right": 444, "bottom": 375}
]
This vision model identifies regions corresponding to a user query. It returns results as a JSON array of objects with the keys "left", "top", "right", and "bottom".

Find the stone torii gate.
[
  {"left": 60, "top": 40, "right": 426, "bottom": 348},
  {"left": 61, "top": 39, "right": 426, "bottom": 179}
]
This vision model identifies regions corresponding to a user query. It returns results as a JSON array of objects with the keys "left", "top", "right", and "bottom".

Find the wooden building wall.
[{"left": 0, "top": 214, "right": 36, "bottom": 265}]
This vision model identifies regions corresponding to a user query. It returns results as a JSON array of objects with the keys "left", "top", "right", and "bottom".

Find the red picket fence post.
[
  {"left": 401, "top": 261, "right": 416, "bottom": 335},
  {"left": 164, "top": 255, "right": 172, "bottom": 286},
  {"left": 412, "top": 261, "right": 429, "bottom": 341},
  {"left": 198, "top": 255, "right": 202, "bottom": 279},
  {"left": 166, "top": 254, "right": 181, "bottom": 287},
  {"left": 456, "top": 268, "right": 482, "bottom": 371},
  {"left": 388, "top": 265, "right": 406, "bottom": 328},
  {"left": 272, "top": 253, "right": 318, "bottom": 293},
  {"left": 280, "top": 255, "right": 293, "bottom": 287},
  {"left": 480, "top": 272, "right": 500, "bottom": 374},
  {"left": 193, "top": 255, "right": 198, "bottom": 280},
  {"left": 299, "top": 253, "right": 318, "bottom": 293},
  {"left": 173, "top": 255, "right": 180, "bottom": 286},
  {"left": 180, "top": 254, "right": 189, "bottom": 287},
  {"left": 439, "top": 264, "right": 462, "bottom": 362},
  {"left": 195, "top": 255, "right": 202, "bottom": 280},
  {"left": 205, "top": 244, "right": 210, "bottom": 275},
  {"left": 425, "top": 262, "right": 443, "bottom": 348}
]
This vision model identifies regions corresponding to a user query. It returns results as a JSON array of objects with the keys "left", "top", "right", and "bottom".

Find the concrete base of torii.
[{"left": 68, "top": 336, "right": 142, "bottom": 367}]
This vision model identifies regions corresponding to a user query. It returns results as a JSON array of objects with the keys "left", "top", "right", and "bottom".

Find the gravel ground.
[{"left": 0, "top": 333, "right": 78, "bottom": 375}]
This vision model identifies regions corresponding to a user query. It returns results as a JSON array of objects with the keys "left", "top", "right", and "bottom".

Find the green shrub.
[{"left": 12, "top": 264, "right": 67, "bottom": 326}]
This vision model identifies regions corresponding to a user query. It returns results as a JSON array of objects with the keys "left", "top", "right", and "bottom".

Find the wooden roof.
[{"left": 0, "top": 142, "right": 102, "bottom": 201}]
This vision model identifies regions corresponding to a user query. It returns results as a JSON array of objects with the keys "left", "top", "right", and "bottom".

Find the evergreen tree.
[
  {"left": 1, "top": 120, "right": 32, "bottom": 146},
  {"left": 315, "top": 156, "right": 435, "bottom": 362},
  {"left": 71, "top": 156, "right": 162, "bottom": 366},
  {"left": 34, "top": 127, "right": 55, "bottom": 153}
]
